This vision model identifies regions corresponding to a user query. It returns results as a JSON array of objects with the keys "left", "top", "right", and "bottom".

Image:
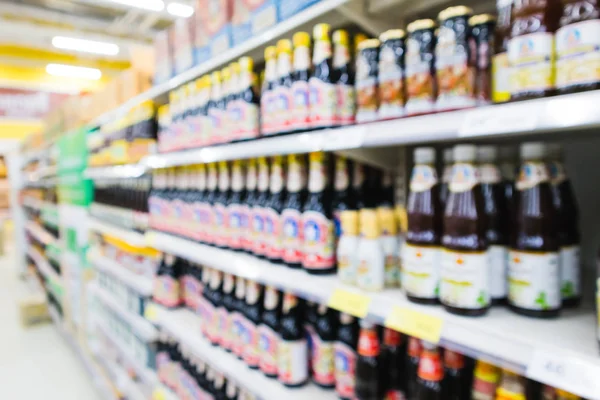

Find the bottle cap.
[
  {"left": 239, "top": 56, "right": 254, "bottom": 71},
  {"left": 357, "top": 38, "right": 380, "bottom": 50},
  {"left": 380, "top": 29, "right": 406, "bottom": 42},
  {"left": 469, "top": 13, "right": 496, "bottom": 26},
  {"left": 438, "top": 6, "right": 473, "bottom": 21},
  {"left": 332, "top": 29, "right": 349, "bottom": 45},
  {"left": 477, "top": 145, "right": 498, "bottom": 163},
  {"left": 293, "top": 31, "right": 311, "bottom": 47},
  {"left": 277, "top": 39, "right": 292, "bottom": 54},
  {"left": 354, "top": 33, "right": 368, "bottom": 51},
  {"left": 414, "top": 147, "right": 436, "bottom": 164},
  {"left": 547, "top": 143, "right": 563, "bottom": 160},
  {"left": 158, "top": 104, "right": 170, "bottom": 119},
  {"left": 229, "top": 61, "right": 240, "bottom": 74},
  {"left": 264, "top": 46, "right": 277, "bottom": 60},
  {"left": 407, "top": 19, "right": 436, "bottom": 33},
  {"left": 444, "top": 148, "right": 453, "bottom": 163},
  {"left": 221, "top": 66, "right": 231, "bottom": 80},
  {"left": 313, "top": 23, "right": 331, "bottom": 40},
  {"left": 520, "top": 142, "right": 547, "bottom": 160},
  {"left": 453, "top": 144, "right": 477, "bottom": 162}
]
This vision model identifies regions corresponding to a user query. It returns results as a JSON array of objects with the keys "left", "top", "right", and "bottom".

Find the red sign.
[{"left": 0, "top": 88, "right": 70, "bottom": 119}]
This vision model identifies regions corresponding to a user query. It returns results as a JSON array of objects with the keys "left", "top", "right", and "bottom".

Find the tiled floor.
[{"left": 0, "top": 247, "right": 100, "bottom": 400}]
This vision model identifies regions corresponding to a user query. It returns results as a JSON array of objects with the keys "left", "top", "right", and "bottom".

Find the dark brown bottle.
[
  {"left": 333, "top": 155, "right": 355, "bottom": 243},
  {"left": 258, "top": 286, "right": 281, "bottom": 378},
  {"left": 499, "top": 146, "right": 518, "bottom": 218},
  {"left": 333, "top": 29, "right": 355, "bottom": 126},
  {"left": 282, "top": 154, "right": 308, "bottom": 269},
  {"left": 312, "top": 304, "right": 338, "bottom": 389},
  {"left": 278, "top": 293, "right": 309, "bottom": 387},
  {"left": 381, "top": 328, "right": 407, "bottom": 399},
  {"left": 405, "top": 19, "right": 437, "bottom": 116},
  {"left": 416, "top": 342, "right": 443, "bottom": 400},
  {"left": 309, "top": 24, "right": 337, "bottom": 129},
  {"left": 442, "top": 145, "right": 490, "bottom": 317},
  {"left": 334, "top": 313, "right": 359, "bottom": 400},
  {"left": 227, "top": 160, "right": 246, "bottom": 251},
  {"left": 378, "top": 29, "right": 407, "bottom": 120},
  {"left": 406, "top": 337, "right": 422, "bottom": 399},
  {"left": 265, "top": 156, "right": 287, "bottom": 264},
  {"left": 252, "top": 157, "right": 270, "bottom": 258},
  {"left": 508, "top": 0, "right": 562, "bottom": 101},
  {"left": 441, "top": 349, "right": 467, "bottom": 400},
  {"left": 404, "top": 147, "right": 443, "bottom": 305},
  {"left": 556, "top": 0, "right": 600, "bottom": 94},
  {"left": 291, "top": 32, "right": 311, "bottom": 132},
  {"left": 509, "top": 142, "right": 561, "bottom": 318},
  {"left": 355, "top": 39, "right": 380, "bottom": 123},
  {"left": 493, "top": 0, "right": 512, "bottom": 104},
  {"left": 214, "top": 161, "right": 231, "bottom": 249},
  {"left": 355, "top": 321, "right": 381, "bottom": 400},
  {"left": 440, "top": 149, "right": 453, "bottom": 208},
  {"left": 470, "top": 14, "right": 496, "bottom": 106},
  {"left": 242, "top": 281, "right": 264, "bottom": 368}
]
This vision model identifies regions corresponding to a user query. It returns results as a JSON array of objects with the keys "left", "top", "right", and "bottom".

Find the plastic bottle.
[
  {"left": 291, "top": 32, "right": 312, "bottom": 132},
  {"left": 278, "top": 293, "right": 309, "bottom": 387},
  {"left": 312, "top": 304, "right": 338, "bottom": 389},
  {"left": 337, "top": 210, "right": 360, "bottom": 285},
  {"left": 333, "top": 29, "right": 355, "bottom": 126},
  {"left": 379, "top": 202, "right": 401, "bottom": 288},
  {"left": 357, "top": 209, "right": 385, "bottom": 291},
  {"left": 282, "top": 154, "right": 308, "bottom": 269},
  {"left": 276, "top": 39, "right": 294, "bottom": 134},
  {"left": 334, "top": 313, "right": 359, "bottom": 400},
  {"left": 309, "top": 23, "right": 337, "bottom": 129}
]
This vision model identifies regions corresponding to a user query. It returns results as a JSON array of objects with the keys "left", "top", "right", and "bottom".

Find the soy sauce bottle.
[
  {"left": 355, "top": 321, "right": 381, "bottom": 400},
  {"left": 442, "top": 349, "right": 467, "bottom": 400},
  {"left": 153, "top": 254, "right": 182, "bottom": 308},
  {"left": 381, "top": 328, "right": 407, "bottom": 399},
  {"left": 252, "top": 157, "right": 270, "bottom": 258},
  {"left": 232, "top": 276, "right": 247, "bottom": 359},
  {"left": 309, "top": 23, "right": 337, "bottom": 129},
  {"left": 333, "top": 155, "right": 355, "bottom": 244},
  {"left": 242, "top": 281, "right": 263, "bottom": 369},
  {"left": 282, "top": 154, "right": 308, "bottom": 269},
  {"left": 227, "top": 62, "right": 240, "bottom": 141},
  {"left": 333, "top": 29, "right": 355, "bottom": 126},
  {"left": 243, "top": 159, "right": 258, "bottom": 253},
  {"left": 220, "top": 273, "right": 235, "bottom": 352},
  {"left": 237, "top": 57, "right": 260, "bottom": 141},
  {"left": 440, "top": 149, "right": 453, "bottom": 207},
  {"left": 291, "top": 32, "right": 311, "bottom": 132},
  {"left": 208, "top": 270, "right": 224, "bottom": 346},
  {"left": 441, "top": 145, "right": 490, "bottom": 316},
  {"left": 334, "top": 313, "right": 359, "bottom": 400},
  {"left": 225, "top": 379, "right": 238, "bottom": 400},
  {"left": 265, "top": 156, "right": 287, "bottom": 264},
  {"left": 258, "top": 286, "right": 281, "bottom": 378},
  {"left": 416, "top": 342, "right": 443, "bottom": 400},
  {"left": 227, "top": 160, "right": 246, "bottom": 251},
  {"left": 261, "top": 46, "right": 278, "bottom": 136},
  {"left": 278, "top": 293, "right": 309, "bottom": 387},
  {"left": 276, "top": 39, "right": 294, "bottom": 134},
  {"left": 406, "top": 337, "right": 423, "bottom": 399},
  {"left": 214, "top": 161, "right": 231, "bottom": 249},
  {"left": 208, "top": 71, "right": 227, "bottom": 144},
  {"left": 312, "top": 304, "right": 338, "bottom": 389},
  {"left": 205, "top": 163, "right": 219, "bottom": 246}
]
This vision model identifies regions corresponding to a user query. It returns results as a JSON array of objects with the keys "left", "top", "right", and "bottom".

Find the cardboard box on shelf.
[
  {"left": 19, "top": 295, "right": 50, "bottom": 328},
  {"left": 249, "top": 0, "right": 280, "bottom": 37},
  {"left": 196, "top": 0, "right": 233, "bottom": 58},
  {"left": 173, "top": 18, "right": 196, "bottom": 74},
  {"left": 193, "top": 10, "right": 211, "bottom": 65},
  {"left": 130, "top": 46, "right": 155, "bottom": 77}
]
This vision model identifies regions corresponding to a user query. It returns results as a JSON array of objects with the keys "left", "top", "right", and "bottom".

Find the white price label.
[
  {"left": 527, "top": 348, "right": 600, "bottom": 400},
  {"left": 459, "top": 103, "right": 543, "bottom": 137},
  {"left": 323, "top": 127, "right": 365, "bottom": 151}
]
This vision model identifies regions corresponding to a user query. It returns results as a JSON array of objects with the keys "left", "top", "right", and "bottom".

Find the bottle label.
[
  {"left": 309, "top": 77, "right": 337, "bottom": 128},
  {"left": 548, "top": 161, "right": 566, "bottom": 185},
  {"left": 212, "top": 306, "right": 223, "bottom": 345},
  {"left": 214, "top": 203, "right": 229, "bottom": 247},
  {"left": 252, "top": 206, "right": 267, "bottom": 256},
  {"left": 233, "top": 313, "right": 248, "bottom": 358},
  {"left": 480, "top": 164, "right": 501, "bottom": 184},
  {"left": 449, "top": 163, "right": 480, "bottom": 192},
  {"left": 278, "top": 339, "right": 309, "bottom": 385},
  {"left": 208, "top": 107, "right": 227, "bottom": 144},
  {"left": 385, "top": 391, "right": 407, "bottom": 400},
  {"left": 489, "top": 245, "right": 508, "bottom": 300},
  {"left": 172, "top": 199, "right": 186, "bottom": 236},
  {"left": 192, "top": 201, "right": 207, "bottom": 243},
  {"left": 496, "top": 388, "right": 526, "bottom": 400},
  {"left": 154, "top": 275, "right": 181, "bottom": 308},
  {"left": 204, "top": 203, "right": 216, "bottom": 245},
  {"left": 560, "top": 245, "right": 580, "bottom": 300},
  {"left": 242, "top": 320, "right": 260, "bottom": 367},
  {"left": 357, "top": 236, "right": 385, "bottom": 291},
  {"left": 281, "top": 208, "right": 303, "bottom": 265},
  {"left": 333, "top": 341, "right": 357, "bottom": 399},
  {"left": 156, "top": 351, "right": 170, "bottom": 383},
  {"left": 473, "top": 378, "right": 498, "bottom": 400},
  {"left": 291, "top": 80, "right": 311, "bottom": 130},
  {"left": 508, "top": 32, "right": 555, "bottom": 95},
  {"left": 227, "top": 203, "right": 244, "bottom": 250},
  {"left": 405, "top": 37, "right": 436, "bottom": 115},
  {"left": 314, "top": 40, "right": 332, "bottom": 64},
  {"left": 417, "top": 352, "right": 444, "bottom": 381},
  {"left": 402, "top": 244, "right": 441, "bottom": 299},
  {"left": 357, "top": 329, "right": 380, "bottom": 357},
  {"left": 258, "top": 324, "right": 279, "bottom": 376},
  {"left": 302, "top": 210, "right": 335, "bottom": 270},
  {"left": 355, "top": 76, "right": 378, "bottom": 123},
  {"left": 378, "top": 44, "right": 405, "bottom": 119},
  {"left": 382, "top": 236, "right": 400, "bottom": 287},
  {"left": 508, "top": 251, "right": 560, "bottom": 310},
  {"left": 336, "top": 84, "right": 355, "bottom": 125},
  {"left": 410, "top": 165, "right": 438, "bottom": 192},
  {"left": 261, "top": 89, "right": 277, "bottom": 135},
  {"left": 492, "top": 52, "right": 510, "bottom": 103},
  {"left": 312, "top": 336, "right": 335, "bottom": 386},
  {"left": 184, "top": 275, "right": 201, "bottom": 309},
  {"left": 202, "top": 300, "right": 216, "bottom": 341},
  {"left": 265, "top": 207, "right": 283, "bottom": 259},
  {"left": 275, "top": 86, "right": 293, "bottom": 133},
  {"left": 556, "top": 20, "right": 600, "bottom": 89},
  {"left": 337, "top": 235, "right": 360, "bottom": 284},
  {"left": 239, "top": 204, "right": 252, "bottom": 251},
  {"left": 441, "top": 250, "right": 490, "bottom": 309},
  {"left": 219, "top": 307, "right": 232, "bottom": 350},
  {"left": 516, "top": 161, "right": 549, "bottom": 190}
]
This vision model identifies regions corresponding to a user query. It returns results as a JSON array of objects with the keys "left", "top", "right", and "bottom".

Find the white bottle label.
[
  {"left": 489, "top": 245, "right": 508, "bottom": 300},
  {"left": 560, "top": 245, "right": 580, "bottom": 300},
  {"left": 440, "top": 250, "right": 490, "bottom": 309},
  {"left": 337, "top": 235, "right": 360, "bottom": 284},
  {"left": 381, "top": 235, "right": 400, "bottom": 287},
  {"left": 356, "top": 239, "right": 385, "bottom": 291},
  {"left": 402, "top": 244, "right": 440, "bottom": 299},
  {"left": 508, "top": 251, "right": 560, "bottom": 310},
  {"left": 278, "top": 339, "right": 308, "bottom": 385}
]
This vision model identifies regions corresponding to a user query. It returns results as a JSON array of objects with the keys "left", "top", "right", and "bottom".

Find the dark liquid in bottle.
[
  {"left": 282, "top": 154, "right": 307, "bottom": 269},
  {"left": 278, "top": 293, "right": 308, "bottom": 388},
  {"left": 442, "top": 350, "right": 467, "bottom": 400},
  {"left": 334, "top": 313, "right": 359, "bottom": 400},
  {"left": 416, "top": 344, "right": 443, "bottom": 400},
  {"left": 355, "top": 323, "right": 381, "bottom": 400},
  {"left": 381, "top": 328, "right": 407, "bottom": 399}
]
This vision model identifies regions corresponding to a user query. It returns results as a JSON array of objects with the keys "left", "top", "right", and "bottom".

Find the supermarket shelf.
[
  {"left": 152, "top": 305, "right": 336, "bottom": 400},
  {"left": 22, "top": 196, "right": 43, "bottom": 211},
  {"left": 146, "top": 230, "right": 600, "bottom": 400},
  {"left": 26, "top": 245, "right": 62, "bottom": 291},
  {"left": 90, "top": 283, "right": 158, "bottom": 342},
  {"left": 96, "top": 355, "right": 148, "bottom": 400},
  {"left": 91, "top": 0, "right": 350, "bottom": 128},
  {"left": 89, "top": 248, "right": 154, "bottom": 296},
  {"left": 25, "top": 220, "right": 56, "bottom": 245},
  {"left": 89, "top": 216, "right": 147, "bottom": 247},
  {"left": 84, "top": 164, "right": 148, "bottom": 179},
  {"left": 153, "top": 384, "right": 179, "bottom": 400}
]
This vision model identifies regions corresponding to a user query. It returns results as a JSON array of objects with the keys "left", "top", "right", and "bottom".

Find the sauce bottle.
[
  {"left": 379, "top": 202, "right": 400, "bottom": 288},
  {"left": 242, "top": 159, "right": 258, "bottom": 254},
  {"left": 229, "top": 62, "right": 241, "bottom": 142},
  {"left": 333, "top": 29, "right": 356, "bottom": 126},
  {"left": 378, "top": 29, "right": 407, "bottom": 120},
  {"left": 220, "top": 66, "right": 232, "bottom": 143},
  {"left": 191, "top": 164, "right": 208, "bottom": 244},
  {"left": 406, "top": 19, "right": 437, "bottom": 115},
  {"left": 261, "top": 46, "right": 278, "bottom": 136},
  {"left": 357, "top": 209, "right": 385, "bottom": 291},
  {"left": 258, "top": 285, "right": 281, "bottom": 378},
  {"left": 302, "top": 152, "right": 336, "bottom": 275},
  {"left": 436, "top": 6, "right": 476, "bottom": 111},
  {"left": 355, "top": 321, "right": 381, "bottom": 400},
  {"left": 495, "top": 369, "right": 527, "bottom": 400},
  {"left": 237, "top": 57, "right": 260, "bottom": 141},
  {"left": 205, "top": 163, "right": 219, "bottom": 246},
  {"left": 312, "top": 304, "right": 338, "bottom": 389},
  {"left": 508, "top": 0, "right": 562, "bottom": 101},
  {"left": 309, "top": 23, "right": 337, "bottom": 129},
  {"left": 282, "top": 154, "right": 307, "bottom": 269},
  {"left": 265, "top": 155, "right": 286, "bottom": 264},
  {"left": 555, "top": 389, "right": 581, "bottom": 400},
  {"left": 478, "top": 146, "right": 509, "bottom": 305},
  {"left": 493, "top": 0, "right": 512, "bottom": 104},
  {"left": 440, "top": 148, "right": 453, "bottom": 207},
  {"left": 214, "top": 161, "right": 231, "bottom": 249},
  {"left": 333, "top": 156, "right": 354, "bottom": 245},
  {"left": 242, "top": 281, "right": 263, "bottom": 369},
  {"left": 509, "top": 142, "right": 560, "bottom": 318},
  {"left": 252, "top": 157, "right": 270, "bottom": 258},
  {"left": 381, "top": 328, "right": 407, "bottom": 400},
  {"left": 334, "top": 313, "right": 359, "bottom": 400},
  {"left": 442, "top": 144, "right": 490, "bottom": 317},
  {"left": 556, "top": 0, "right": 600, "bottom": 94},
  {"left": 337, "top": 210, "right": 360, "bottom": 285},
  {"left": 208, "top": 269, "right": 224, "bottom": 346},
  {"left": 276, "top": 39, "right": 294, "bottom": 134},
  {"left": 547, "top": 144, "right": 581, "bottom": 307},
  {"left": 356, "top": 39, "right": 380, "bottom": 123},
  {"left": 278, "top": 293, "right": 309, "bottom": 387},
  {"left": 442, "top": 349, "right": 468, "bottom": 400},
  {"left": 149, "top": 169, "right": 166, "bottom": 231},
  {"left": 416, "top": 342, "right": 444, "bottom": 400},
  {"left": 220, "top": 273, "right": 235, "bottom": 352},
  {"left": 153, "top": 254, "right": 182, "bottom": 308},
  {"left": 208, "top": 71, "right": 226, "bottom": 144},
  {"left": 499, "top": 146, "right": 518, "bottom": 216},
  {"left": 232, "top": 276, "right": 247, "bottom": 359},
  {"left": 199, "top": 267, "right": 213, "bottom": 340},
  {"left": 470, "top": 14, "right": 496, "bottom": 105},
  {"left": 404, "top": 147, "right": 443, "bottom": 304},
  {"left": 225, "top": 380, "right": 238, "bottom": 400},
  {"left": 227, "top": 160, "right": 246, "bottom": 252},
  {"left": 291, "top": 32, "right": 312, "bottom": 132},
  {"left": 472, "top": 360, "right": 500, "bottom": 400}
]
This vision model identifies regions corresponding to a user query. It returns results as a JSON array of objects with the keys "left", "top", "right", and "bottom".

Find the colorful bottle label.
[
  {"left": 560, "top": 245, "right": 580, "bottom": 300},
  {"left": 281, "top": 208, "right": 304, "bottom": 265},
  {"left": 378, "top": 44, "right": 405, "bottom": 119},
  {"left": 214, "top": 203, "right": 229, "bottom": 247},
  {"left": 291, "top": 80, "right": 311, "bottom": 130},
  {"left": 208, "top": 107, "right": 227, "bottom": 144},
  {"left": 402, "top": 244, "right": 441, "bottom": 299},
  {"left": 385, "top": 391, "right": 407, "bottom": 400},
  {"left": 382, "top": 235, "right": 401, "bottom": 287},
  {"left": 264, "top": 207, "right": 283, "bottom": 260},
  {"left": 334, "top": 341, "right": 357, "bottom": 398},
  {"left": 154, "top": 275, "right": 181, "bottom": 308},
  {"left": 252, "top": 206, "right": 267, "bottom": 256},
  {"left": 337, "top": 235, "right": 360, "bottom": 284},
  {"left": 278, "top": 339, "right": 309, "bottom": 385},
  {"left": 302, "top": 210, "right": 335, "bottom": 270},
  {"left": 508, "top": 251, "right": 560, "bottom": 310},
  {"left": 489, "top": 245, "right": 508, "bottom": 300},
  {"left": 336, "top": 84, "right": 355, "bottom": 125},
  {"left": 275, "top": 85, "right": 293, "bottom": 132},
  {"left": 242, "top": 320, "right": 260, "bottom": 367},
  {"left": 417, "top": 352, "right": 444, "bottom": 381},
  {"left": 219, "top": 307, "right": 232, "bottom": 350},
  {"left": 440, "top": 250, "right": 490, "bottom": 309},
  {"left": 184, "top": 275, "right": 201, "bottom": 309},
  {"left": 556, "top": 20, "right": 600, "bottom": 89},
  {"left": 258, "top": 324, "right": 280, "bottom": 376},
  {"left": 508, "top": 32, "right": 555, "bottom": 96},
  {"left": 237, "top": 101, "right": 260, "bottom": 140},
  {"left": 233, "top": 313, "right": 248, "bottom": 358},
  {"left": 492, "top": 52, "right": 510, "bottom": 103},
  {"left": 450, "top": 163, "right": 480, "bottom": 192},
  {"left": 312, "top": 336, "right": 335, "bottom": 386},
  {"left": 516, "top": 162, "right": 549, "bottom": 190},
  {"left": 261, "top": 89, "right": 275, "bottom": 135},
  {"left": 410, "top": 165, "right": 438, "bottom": 192},
  {"left": 309, "top": 77, "right": 337, "bottom": 128},
  {"left": 202, "top": 300, "right": 216, "bottom": 342},
  {"left": 227, "top": 204, "right": 244, "bottom": 250},
  {"left": 156, "top": 351, "right": 170, "bottom": 383},
  {"left": 405, "top": 37, "right": 436, "bottom": 115},
  {"left": 240, "top": 203, "right": 252, "bottom": 251}
]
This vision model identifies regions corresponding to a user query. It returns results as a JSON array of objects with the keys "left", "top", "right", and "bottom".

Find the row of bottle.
[
  {"left": 402, "top": 142, "right": 580, "bottom": 318},
  {"left": 93, "top": 177, "right": 151, "bottom": 214},
  {"left": 149, "top": 153, "right": 394, "bottom": 275}
]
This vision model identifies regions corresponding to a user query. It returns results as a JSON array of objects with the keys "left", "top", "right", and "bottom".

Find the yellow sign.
[
  {"left": 144, "top": 302, "right": 160, "bottom": 323},
  {"left": 385, "top": 306, "right": 443, "bottom": 344},
  {"left": 152, "top": 388, "right": 167, "bottom": 400},
  {"left": 328, "top": 288, "right": 372, "bottom": 318}
]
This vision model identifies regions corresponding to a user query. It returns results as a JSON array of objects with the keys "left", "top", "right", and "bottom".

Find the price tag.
[
  {"left": 527, "top": 349, "right": 600, "bottom": 400},
  {"left": 144, "top": 303, "right": 161, "bottom": 323},
  {"left": 385, "top": 306, "right": 443, "bottom": 344},
  {"left": 328, "top": 288, "right": 372, "bottom": 318},
  {"left": 459, "top": 103, "right": 542, "bottom": 138},
  {"left": 322, "top": 127, "right": 365, "bottom": 151},
  {"left": 153, "top": 388, "right": 167, "bottom": 400}
]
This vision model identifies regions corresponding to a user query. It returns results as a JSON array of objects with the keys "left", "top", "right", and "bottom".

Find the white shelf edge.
[
  {"left": 90, "top": 282, "right": 158, "bottom": 342},
  {"left": 25, "top": 220, "right": 57, "bottom": 246},
  {"left": 89, "top": 249, "right": 154, "bottom": 296},
  {"left": 89, "top": 217, "right": 147, "bottom": 248},
  {"left": 27, "top": 245, "right": 62, "bottom": 287},
  {"left": 84, "top": 164, "right": 148, "bottom": 179}
]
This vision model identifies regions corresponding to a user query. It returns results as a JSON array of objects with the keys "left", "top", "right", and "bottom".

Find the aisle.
[{"left": 0, "top": 248, "right": 100, "bottom": 400}]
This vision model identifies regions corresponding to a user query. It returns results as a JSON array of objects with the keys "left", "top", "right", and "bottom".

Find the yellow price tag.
[
  {"left": 328, "top": 288, "right": 372, "bottom": 318},
  {"left": 385, "top": 306, "right": 443, "bottom": 344},
  {"left": 145, "top": 303, "right": 160, "bottom": 323},
  {"left": 153, "top": 389, "right": 166, "bottom": 400}
]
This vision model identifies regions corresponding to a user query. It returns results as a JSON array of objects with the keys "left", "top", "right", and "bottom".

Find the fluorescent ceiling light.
[
  {"left": 167, "top": 2, "right": 194, "bottom": 17},
  {"left": 46, "top": 64, "right": 102, "bottom": 80},
  {"left": 52, "top": 36, "right": 120, "bottom": 56},
  {"left": 106, "top": 0, "right": 165, "bottom": 11}
]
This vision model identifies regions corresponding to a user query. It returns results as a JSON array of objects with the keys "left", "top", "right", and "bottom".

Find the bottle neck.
[
  {"left": 333, "top": 43, "right": 350, "bottom": 69},
  {"left": 308, "top": 159, "right": 327, "bottom": 193},
  {"left": 270, "top": 161, "right": 285, "bottom": 194},
  {"left": 287, "top": 159, "right": 307, "bottom": 193},
  {"left": 277, "top": 52, "right": 292, "bottom": 79},
  {"left": 293, "top": 46, "right": 311, "bottom": 73},
  {"left": 313, "top": 39, "right": 332, "bottom": 65},
  {"left": 265, "top": 59, "right": 277, "bottom": 82}
]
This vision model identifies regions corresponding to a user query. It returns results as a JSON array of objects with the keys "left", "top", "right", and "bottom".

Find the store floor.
[{"left": 0, "top": 246, "right": 100, "bottom": 400}]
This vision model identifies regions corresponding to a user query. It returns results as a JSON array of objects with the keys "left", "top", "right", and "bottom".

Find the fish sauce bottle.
[
  {"left": 309, "top": 23, "right": 337, "bottom": 129},
  {"left": 242, "top": 281, "right": 264, "bottom": 369},
  {"left": 355, "top": 320, "right": 381, "bottom": 400},
  {"left": 282, "top": 154, "right": 308, "bottom": 269},
  {"left": 278, "top": 293, "right": 309, "bottom": 388},
  {"left": 381, "top": 328, "right": 407, "bottom": 400},
  {"left": 258, "top": 285, "right": 281, "bottom": 378},
  {"left": 265, "top": 155, "right": 287, "bottom": 264},
  {"left": 291, "top": 32, "right": 312, "bottom": 132},
  {"left": 312, "top": 305, "right": 338, "bottom": 389},
  {"left": 333, "top": 29, "right": 355, "bottom": 126},
  {"left": 416, "top": 342, "right": 444, "bottom": 400},
  {"left": 334, "top": 313, "right": 359, "bottom": 400}
]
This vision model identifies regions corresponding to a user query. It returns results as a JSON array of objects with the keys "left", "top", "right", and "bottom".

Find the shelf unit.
[
  {"left": 89, "top": 249, "right": 154, "bottom": 296},
  {"left": 25, "top": 220, "right": 56, "bottom": 245},
  {"left": 89, "top": 216, "right": 147, "bottom": 248}
]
